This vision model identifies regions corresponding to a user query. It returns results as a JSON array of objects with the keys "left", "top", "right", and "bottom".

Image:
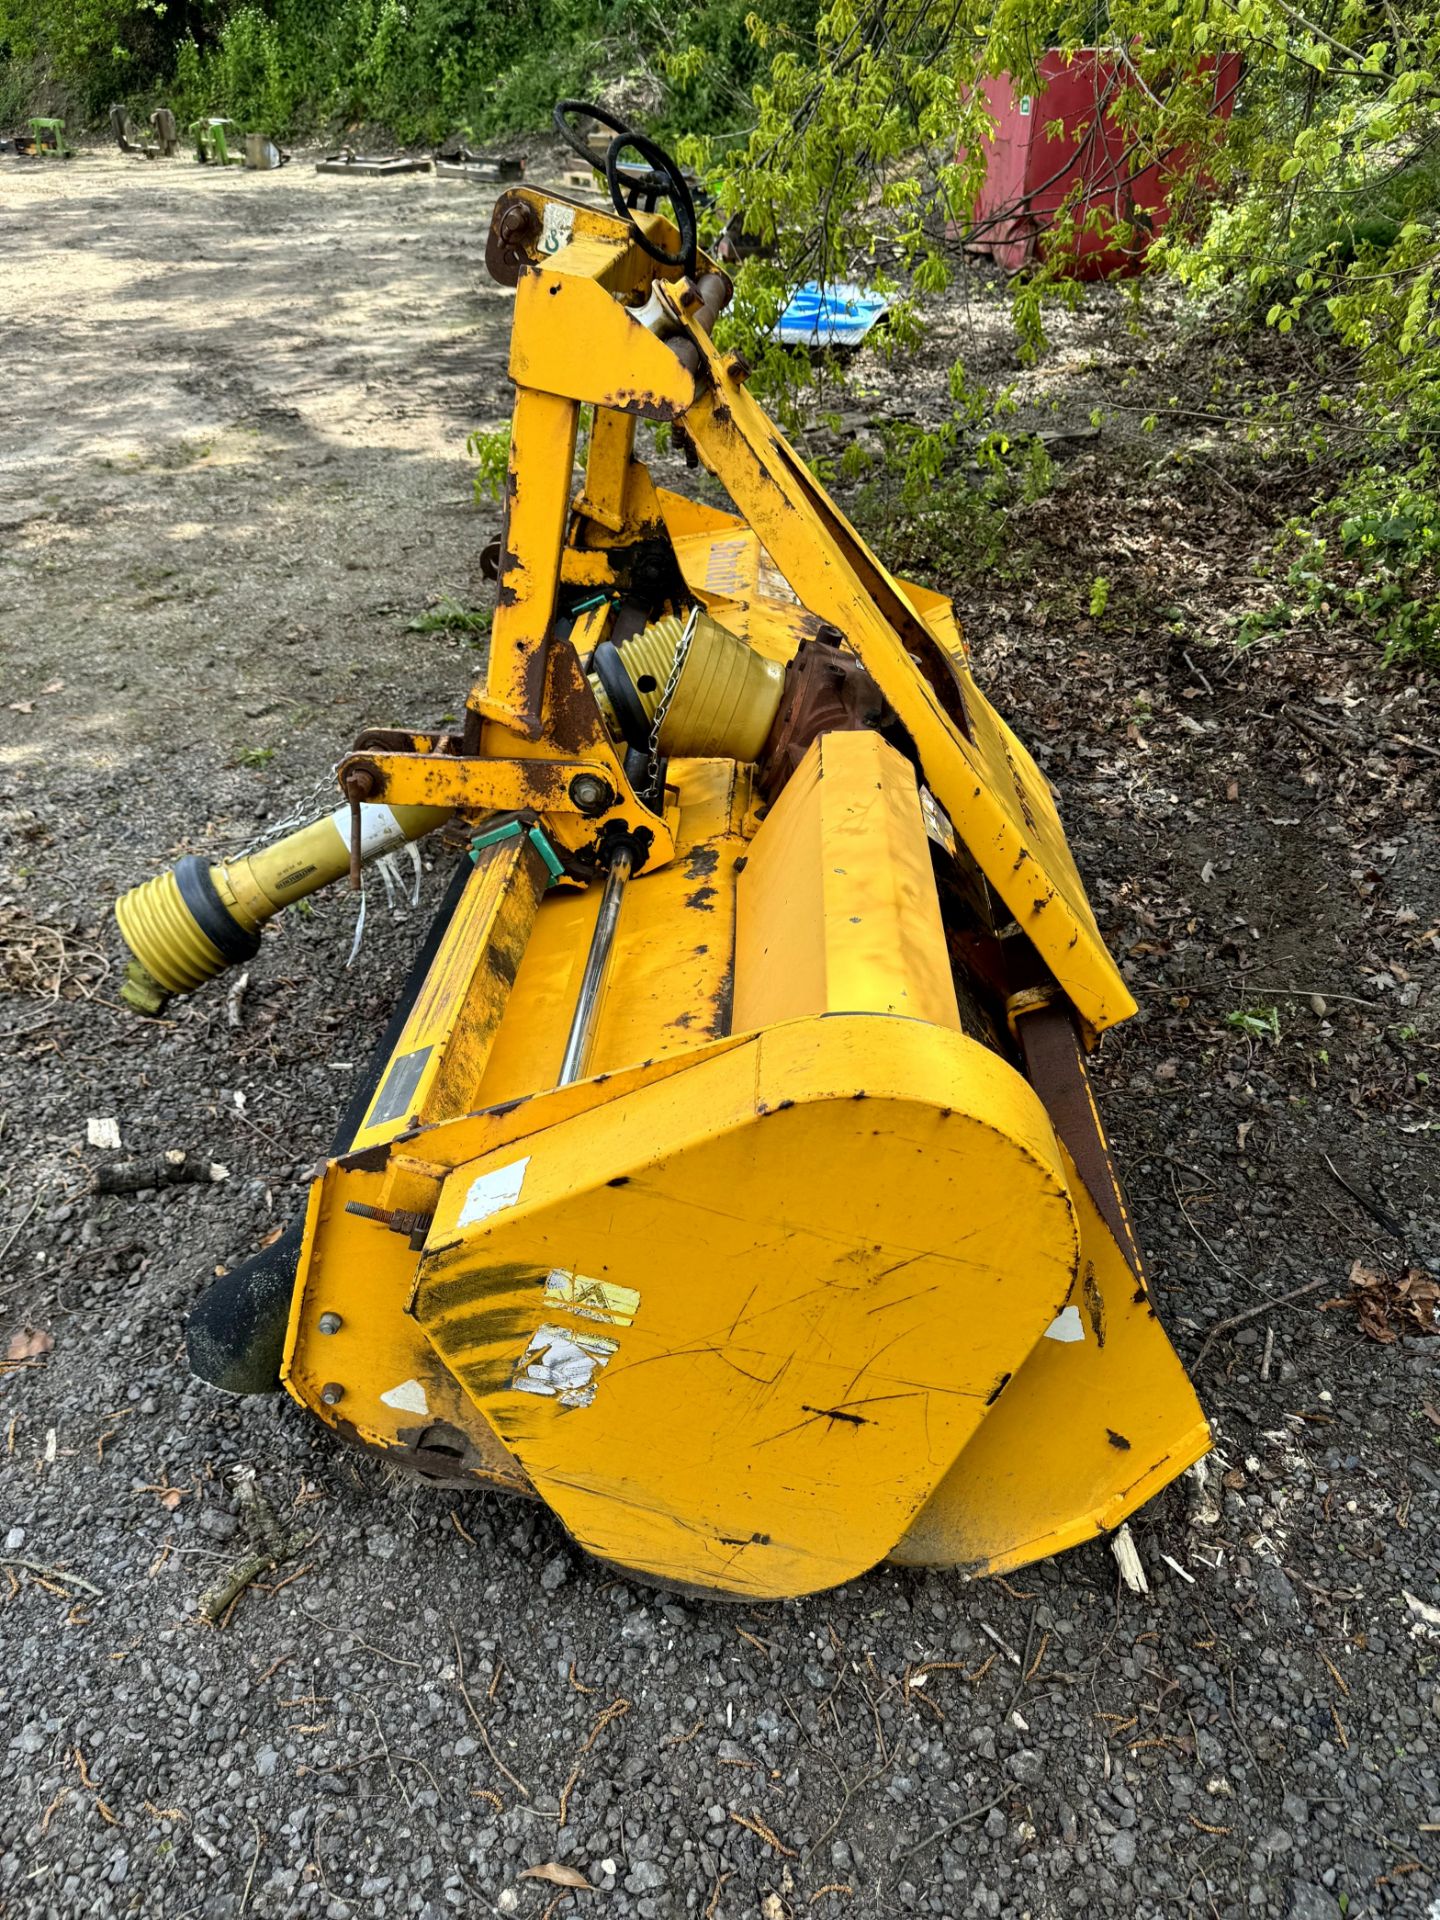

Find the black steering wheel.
[
  {"left": 604, "top": 129, "right": 698, "bottom": 274},
  {"left": 553, "top": 99, "right": 647, "bottom": 192},
  {"left": 552, "top": 99, "right": 698, "bottom": 277}
]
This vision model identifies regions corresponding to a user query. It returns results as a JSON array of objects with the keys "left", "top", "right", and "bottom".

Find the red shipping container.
[{"left": 956, "top": 49, "right": 1242, "bottom": 277}]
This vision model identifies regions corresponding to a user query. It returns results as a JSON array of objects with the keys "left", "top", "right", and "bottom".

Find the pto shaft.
[{"left": 115, "top": 800, "right": 450, "bottom": 1012}]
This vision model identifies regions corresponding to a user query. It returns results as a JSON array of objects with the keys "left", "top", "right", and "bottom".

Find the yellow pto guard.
[{"left": 115, "top": 111, "right": 1210, "bottom": 1600}]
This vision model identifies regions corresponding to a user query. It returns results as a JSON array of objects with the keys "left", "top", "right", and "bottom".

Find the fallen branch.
[
  {"left": 888, "top": 1792, "right": 1009, "bottom": 1880},
  {"left": 0, "top": 1557, "right": 104, "bottom": 1597},
  {"left": 451, "top": 1621, "right": 530, "bottom": 1799},
  {"left": 97, "top": 1152, "right": 225, "bottom": 1194},
  {"left": 196, "top": 1469, "right": 313, "bottom": 1625},
  {"left": 226, "top": 969, "right": 250, "bottom": 1030},
  {"left": 1321, "top": 1153, "right": 1436, "bottom": 1272},
  {"left": 730, "top": 1809, "right": 797, "bottom": 1858},
  {"left": 1281, "top": 704, "right": 1348, "bottom": 761},
  {"left": 1193, "top": 1275, "right": 1332, "bottom": 1370}
]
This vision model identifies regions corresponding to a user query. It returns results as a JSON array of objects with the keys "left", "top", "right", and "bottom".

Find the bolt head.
[
  {"left": 569, "top": 772, "right": 613, "bottom": 817},
  {"left": 499, "top": 203, "right": 537, "bottom": 244},
  {"left": 318, "top": 1312, "right": 342, "bottom": 1335},
  {"left": 343, "top": 765, "right": 379, "bottom": 803},
  {"left": 320, "top": 1381, "right": 344, "bottom": 1406}
]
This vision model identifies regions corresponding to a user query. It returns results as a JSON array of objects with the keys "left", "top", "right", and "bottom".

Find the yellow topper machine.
[{"left": 114, "top": 107, "right": 1210, "bottom": 1600}]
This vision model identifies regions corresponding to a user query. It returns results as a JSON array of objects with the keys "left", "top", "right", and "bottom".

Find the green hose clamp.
[{"left": 469, "top": 820, "right": 566, "bottom": 886}]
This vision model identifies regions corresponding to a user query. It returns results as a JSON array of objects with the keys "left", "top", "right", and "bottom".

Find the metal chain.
[
  {"left": 647, "top": 605, "right": 699, "bottom": 788},
  {"left": 222, "top": 759, "right": 343, "bottom": 861}
]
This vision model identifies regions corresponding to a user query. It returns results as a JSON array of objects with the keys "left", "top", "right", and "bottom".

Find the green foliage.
[
  {"left": 854, "top": 417, "right": 1055, "bottom": 583},
  {"left": 1226, "top": 1006, "right": 1282, "bottom": 1044},
  {"left": 1088, "top": 574, "right": 1111, "bottom": 619},
  {"left": 1240, "top": 458, "right": 1440, "bottom": 662},
  {"left": 201, "top": 5, "right": 294, "bottom": 129},
  {"left": 690, "top": 0, "right": 1440, "bottom": 664},
  {"left": 466, "top": 425, "right": 511, "bottom": 506},
  {"left": 406, "top": 596, "right": 493, "bottom": 635},
  {"left": 0, "top": 0, "right": 175, "bottom": 115},
  {"left": 1, "top": 0, "right": 815, "bottom": 144}
]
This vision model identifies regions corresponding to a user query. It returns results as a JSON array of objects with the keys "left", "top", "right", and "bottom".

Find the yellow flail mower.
[{"left": 113, "top": 109, "right": 1210, "bottom": 1600}]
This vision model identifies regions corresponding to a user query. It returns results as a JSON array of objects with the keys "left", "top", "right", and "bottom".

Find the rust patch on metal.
[
  {"left": 345, "top": 1198, "right": 435, "bottom": 1249},
  {"left": 1106, "top": 1429, "right": 1132, "bottom": 1451},
  {"left": 350, "top": 727, "right": 458, "bottom": 757},
  {"left": 337, "top": 754, "right": 384, "bottom": 799},
  {"left": 685, "top": 885, "right": 716, "bottom": 911},
  {"left": 336, "top": 1141, "right": 391, "bottom": 1173},
  {"left": 708, "top": 958, "right": 734, "bottom": 1038},
  {"left": 485, "top": 191, "right": 541, "bottom": 287},
  {"left": 1083, "top": 1263, "right": 1106, "bottom": 1348},
  {"left": 757, "top": 645, "right": 885, "bottom": 802},
  {"left": 542, "top": 637, "right": 606, "bottom": 755}
]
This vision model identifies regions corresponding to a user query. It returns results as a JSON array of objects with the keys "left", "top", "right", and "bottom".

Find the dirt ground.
[{"left": 1, "top": 149, "right": 1438, "bottom": 1920}]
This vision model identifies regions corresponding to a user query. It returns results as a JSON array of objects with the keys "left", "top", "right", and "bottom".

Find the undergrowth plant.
[
  {"left": 681, "top": 0, "right": 1440, "bottom": 661},
  {"left": 5, "top": 0, "right": 1440, "bottom": 660}
]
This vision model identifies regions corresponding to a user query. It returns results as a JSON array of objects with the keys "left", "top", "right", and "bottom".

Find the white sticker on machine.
[
  {"left": 380, "top": 1378, "right": 430, "bottom": 1416},
  {"left": 326, "top": 801, "right": 407, "bottom": 861},
  {"left": 540, "top": 204, "right": 574, "bottom": 256},
  {"left": 544, "top": 1269, "right": 640, "bottom": 1327},
  {"left": 458, "top": 1157, "right": 530, "bottom": 1227},
  {"left": 1043, "top": 1304, "right": 1086, "bottom": 1343},
  {"left": 511, "top": 1323, "right": 617, "bottom": 1409}
]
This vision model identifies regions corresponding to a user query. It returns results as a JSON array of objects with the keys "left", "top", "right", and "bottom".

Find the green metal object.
[
  {"left": 191, "top": 118, "right": 244, "bottom": 166},
  {"left": 469, "top": 820, "right": 566, "bottom": 884},
  {"left": 28, "top": 118, "right": 70, "bottom": 157}
]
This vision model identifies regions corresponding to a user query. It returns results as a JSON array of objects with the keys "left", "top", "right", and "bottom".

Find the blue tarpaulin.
[{"left": 773, "top": 281, "right": 890, "bottom": 348}]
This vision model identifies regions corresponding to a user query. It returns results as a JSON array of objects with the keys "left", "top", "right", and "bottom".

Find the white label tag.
[
  {"left": 327, "top": 801, "right": 406, "bottom": 861},
  {"left": 540, "top": 204, "right": 574, "bottom": 256},
  {"left": 1043, "top": 1304, "right": 1086, "bottom": 1343},
  {"left": 379, "top": 1378, "right": 430, "bottom": 1416},
  {"left": 511, "top": 1323, "right": 616, "bottom": 1409},
  {"left": 458, "top": 1157, "right": 530, "bottom": 1227}
]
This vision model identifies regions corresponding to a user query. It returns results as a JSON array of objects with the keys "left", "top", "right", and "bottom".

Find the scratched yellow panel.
[
  {"left": 349, "top": 836, "right": 545, "bottom": 1152},
  {"left": 281, "top": 1169, "right": 531, "bottom": 1493},
  {"left": 891, "top": 1140, "right": 1211, "bottom": 1574},
  {"left": 413, "top": 1016, "right": 1079, "bottom": 1599}
]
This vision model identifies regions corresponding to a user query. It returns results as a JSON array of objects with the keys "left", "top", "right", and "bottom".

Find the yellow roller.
[{"left": 589, "top": 606, "right": 786, "bottom": 759}]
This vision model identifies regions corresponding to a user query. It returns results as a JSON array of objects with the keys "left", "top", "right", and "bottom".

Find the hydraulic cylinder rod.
[{"left": 556, "top": 846, "right": 633, "bottom": 1086}]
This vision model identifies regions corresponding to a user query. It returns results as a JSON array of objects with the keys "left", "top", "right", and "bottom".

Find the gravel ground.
[{"left": 1, "top": 148, "right": 1438, "bottom": 1920}]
